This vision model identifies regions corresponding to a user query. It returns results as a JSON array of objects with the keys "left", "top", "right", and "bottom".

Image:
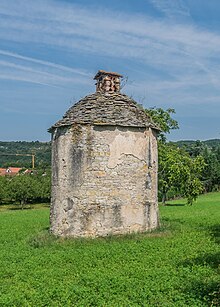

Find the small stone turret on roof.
[{"left": 94, "top": 70, "right": 123, "bottom": 94}]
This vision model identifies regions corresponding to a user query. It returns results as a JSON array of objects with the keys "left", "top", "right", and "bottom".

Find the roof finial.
[{"left": 94, "top": 70, "right": 123, "bottom": 94}]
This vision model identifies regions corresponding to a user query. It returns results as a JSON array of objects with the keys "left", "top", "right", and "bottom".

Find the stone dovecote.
[{"left": 49, "top": 70, "right": 160, "bottom": 237}]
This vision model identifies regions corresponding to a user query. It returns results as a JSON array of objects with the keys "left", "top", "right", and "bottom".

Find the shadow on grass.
[
  {"left": 28, "top": 230, "right": 59, "bottom": 248},
  {"left": 182, "top": 252, "right": 220, "bottom": 270},
  {"left": 179, "top": 247, "right": 220, "bottom": 306},
  {"left": 0, "top": 204, "right": 29, "bottom": 211},
  {"left": 0, "top": 203, "right": 50, "bottom": 211},
  {"left": 209, "top": 224, "right": 220, "bottom": 245},
  {"left": 160, "top": 217, "right": 187, "bottom": 232},
  {"left": 183, "top": 280, "right": 220, "bottom": 307},
  {"left": 164, "top": 203, "right": 185, "bottom": 207},
  {"left": 179, "top": 253, "right": 220, "bottom": 306},
  {"left": 9, "top": 206, "right": 32, "bottom": 210}
]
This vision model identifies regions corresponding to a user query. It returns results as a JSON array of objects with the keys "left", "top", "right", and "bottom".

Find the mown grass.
[{"left": 0, "top": 193, "right": 219, "bottom": 306}]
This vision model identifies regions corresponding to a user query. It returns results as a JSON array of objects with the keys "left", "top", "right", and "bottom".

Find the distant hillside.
[
  {"left": 203, "top": 139, "right": 220, "bottom": 147},
  {"left": 1, "top": 139, "right": 219, "bottom": 168},
  {"left": 0, "top": 141, "right": 51, "bottom": 168},
  {"left": 173, "top": 139, "right": 220, "bottom": 149}
]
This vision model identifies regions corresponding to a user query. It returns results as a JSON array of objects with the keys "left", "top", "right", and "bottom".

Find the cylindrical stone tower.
[{"left": 49, "top": 70, "right": 160, "bottom": 237}]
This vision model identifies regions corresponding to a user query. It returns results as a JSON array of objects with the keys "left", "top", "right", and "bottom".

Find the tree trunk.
[
  {"left": 161, "top": 191, "right": 167, "bottom": 206},
  {"left": 21, "top": 200, "right": 24, "bottom": 210}
]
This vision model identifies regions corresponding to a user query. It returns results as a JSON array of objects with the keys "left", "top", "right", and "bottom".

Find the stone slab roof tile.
[{"left": 49, "top": 93, "right": 159, "bottom": 132}]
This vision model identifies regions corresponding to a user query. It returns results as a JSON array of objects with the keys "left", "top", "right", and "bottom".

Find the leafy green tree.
[
  {"left": 201, "top": 147, "right": 220, "bottom": 192},
  {"left": 9, "top": 175, "right": 37, "bottom": 209},
  {"left": 158, "top": 143, "right": 205, "bottom": 205},
  {"left": 186, "top": 140, "right": 205, "bottom": 157},
  {"left": 173, "top": 141, "right": 220, "bottom": 192},
  {"left": 145, "top": 107, "right": 205, "bottom": 205},
  {"left": 34, "top": 170, "right": 51, "bottom": 202},
  {"left": 215, "top": 146, "right": 220, "bottom": 163},
  {"left": 40, "top": 174, "right": 51, "bottom": 201},
  {"left": 5, "top": 169, "right": 51, "bottom": 207},
  {"left": 0, "top": 176, "right": 8, "bottom": 204},
  {"left": 182, "top": 155, "right": 205, "bottom": 205},
  {"left": 145, "top": 107, "right": 179, "bottom": 142}
]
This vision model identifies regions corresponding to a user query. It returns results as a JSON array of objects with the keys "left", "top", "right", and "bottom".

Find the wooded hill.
[
  {"left": 174, "top": 139, "right": 220, "bottom": 148},
  {"left": 0, "top": 139, "right": 220, "bottom": 169},
  {"left": 0, "top": 141, "right": 51, "bottom": 168}
]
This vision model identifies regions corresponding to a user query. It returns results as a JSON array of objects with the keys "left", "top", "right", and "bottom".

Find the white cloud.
[
  {"left": 0, "top": 0, "right": 220, "bottom": 107},
  {"left": 149, "top": 0, "right": 191, "bottom": 19},
  {"left": 0, "top": 0, "right": 220, "bottom": 69},
  {"left": 0, "top": 50, "right": 91, "bottom": 76},
  {"left": 0, "top": 51, "right": 92, "bottom": 87}
]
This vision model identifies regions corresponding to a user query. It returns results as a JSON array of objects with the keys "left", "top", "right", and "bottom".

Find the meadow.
[{"left": 0, "top": 193, "right": 219, "bottom": 306}]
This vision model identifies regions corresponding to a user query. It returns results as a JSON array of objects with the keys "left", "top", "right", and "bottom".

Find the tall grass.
[{"left": 0, "top": 193, "right": 219, "bottom": 306}]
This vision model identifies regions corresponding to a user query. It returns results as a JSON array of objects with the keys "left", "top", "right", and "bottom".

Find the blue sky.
[{"left": 1, "top": 0, "right": 220, "bottom": 141}]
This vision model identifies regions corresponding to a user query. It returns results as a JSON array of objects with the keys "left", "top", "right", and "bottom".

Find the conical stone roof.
[{"left": 49, "top": 92, "right": 158, "bottom": 132}]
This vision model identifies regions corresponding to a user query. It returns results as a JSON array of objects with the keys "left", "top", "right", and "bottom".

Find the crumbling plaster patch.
[{"left": 108, "top": 131, "right": 147, "bottom": 168}]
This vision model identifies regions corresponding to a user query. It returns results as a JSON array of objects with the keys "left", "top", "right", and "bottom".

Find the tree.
[
  {"left": 174, "top": 141, "right": 220, "bottom": 192},
  {"left": 158, "top": 143, "right": 205, "bottom": 205},
  {"left": 215, "top": 145, "right": 220, "bottom": 163},
  {"left": 34, "top": 170, "right": 51, "bottom": 202},
  {"left": 182, "top": 155, "right": 205, "bottom": 205},
  {"left": 201, "top": 147, "right": 220, "bottom": 192},
  {"left": 9, "top": 174, "right": 37, "bottom": 209},
  {"left": 145, "top": 107, "right": 205, "bottom": 205},
  {"left": 0, "top": 176, "right": 8, "bottom": 204},
  {"left": 187, "top": 140, "right": 205, "bottom": 157},
  {"left": 145, "top": 107, "right": 179, "bottom": 142},
  {"left": 7, "top": 170, "right": 51, "bottom": 208}
]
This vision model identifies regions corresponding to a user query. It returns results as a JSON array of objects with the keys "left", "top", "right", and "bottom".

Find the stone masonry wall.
[{"left": 50, "top": 124, "right": 159, "bottom": 237}]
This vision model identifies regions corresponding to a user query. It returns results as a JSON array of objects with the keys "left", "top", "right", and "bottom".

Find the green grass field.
[{"left": 0, "top": 193, "right": 219, "bottom": 306}]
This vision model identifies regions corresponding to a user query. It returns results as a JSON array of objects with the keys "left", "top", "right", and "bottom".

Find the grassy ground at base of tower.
[{"left": 0, "top": 193, "right": 219, "bottom": 306}]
